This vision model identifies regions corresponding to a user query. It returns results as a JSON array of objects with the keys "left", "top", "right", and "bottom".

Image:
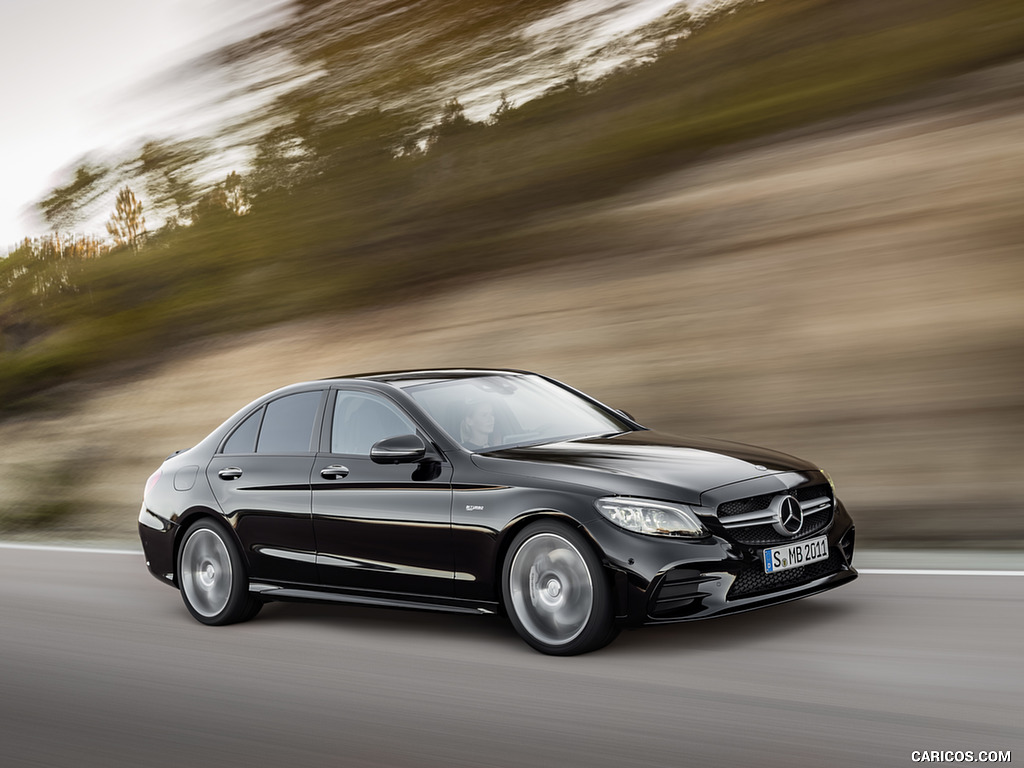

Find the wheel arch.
[{"left": 173, "top": 506, "right": 245, "bottom": 583}]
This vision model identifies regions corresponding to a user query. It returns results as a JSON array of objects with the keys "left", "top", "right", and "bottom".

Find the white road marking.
[{"left": 0, "top": 542, "right": 142, "bottom": 555}]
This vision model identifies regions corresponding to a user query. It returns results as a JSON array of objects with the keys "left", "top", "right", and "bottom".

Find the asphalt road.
[{"left": 1, "top": 547, "right": 1020, "bottom": 768}]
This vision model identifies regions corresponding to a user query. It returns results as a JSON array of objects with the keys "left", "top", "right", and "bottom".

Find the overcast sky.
[{"left": 0, "top": 0, "right": 283, "bottom": 249}]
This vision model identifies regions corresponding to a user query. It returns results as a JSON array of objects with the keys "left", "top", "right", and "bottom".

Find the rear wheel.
[
  {"left": 178, "top": 519, "right": 262, "bottom": 625},
  {"left": 502, "top": 520, "right": 617, "bottom": 655}
]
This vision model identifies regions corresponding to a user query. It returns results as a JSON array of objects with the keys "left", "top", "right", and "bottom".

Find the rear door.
[{"left": 207, "top": 389, "right": 326, "bottom": 585}]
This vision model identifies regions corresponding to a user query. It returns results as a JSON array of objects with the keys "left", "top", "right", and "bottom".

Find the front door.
[{"left": 311, "top": 389, "right": 454, "bottom": 597}]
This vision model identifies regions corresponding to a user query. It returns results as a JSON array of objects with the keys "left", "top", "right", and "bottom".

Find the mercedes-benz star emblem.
[{"left": 770, "top": 494, "right": 804, "bottom": 537}]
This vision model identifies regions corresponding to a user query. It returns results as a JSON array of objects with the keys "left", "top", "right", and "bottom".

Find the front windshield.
[{"left": 400, "top": 374, "right": 632, "bottom": 452}]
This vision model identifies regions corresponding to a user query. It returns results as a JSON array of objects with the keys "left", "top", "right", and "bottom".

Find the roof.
[{"left": 319, "top": 368, "right": 533, "bottom": 384}]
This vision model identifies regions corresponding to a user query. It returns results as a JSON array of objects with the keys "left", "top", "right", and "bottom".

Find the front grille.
[
  {"left": 728, "top": 549, "right": 844, "bottom": 599},
  {"left": 718, "top": 493, "right": 775, "bottom": 520},
  {"left": 726, "top": 514, "right": 832, "bottom": 545},
  {"left": 716, "top": 483, "right": 834, "bottom": 546}
]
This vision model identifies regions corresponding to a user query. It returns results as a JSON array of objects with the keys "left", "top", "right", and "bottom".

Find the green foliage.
[
  {"left": 248, "top": 123, "right": 316, "bottom": 204},
  {"left": 0, "top": 235, "right": 110, "bottom": 331},
  {"left": 137, "top": 138, "right": 206, "bottom": 227},
  {"left": 1, "top": 0, "right": 1023, "bottom": 413},
  {"left": 192, "top": 172, "right": 250, "bottom": 224},
  {"left": 37, "top": 161, "right": 113, "bottom": 231}
]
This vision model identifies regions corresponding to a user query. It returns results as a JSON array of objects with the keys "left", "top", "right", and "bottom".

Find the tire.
[
  {"left": 177, "top": 519, "right": 262, "bottom": 626},
  {"left": 501, "top": 520, "right": 618, "bottom": 655}
]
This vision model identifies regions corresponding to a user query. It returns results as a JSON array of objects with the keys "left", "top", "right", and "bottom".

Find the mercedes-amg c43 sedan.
[{"left": 139, "top": 369, "right": 856, "bottom": 655}]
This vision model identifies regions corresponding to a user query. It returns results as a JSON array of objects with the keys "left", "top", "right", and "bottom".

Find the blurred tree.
[
  {"left": 0, "top": 233, "right": 107, "bottom": 318},
  {"left": 38, "top": 161, "right": 112, "bottom": 231},
  {"left": 191, "top": 187, "right": 229, "bottom": 224},
  {"left": 489, "top": 92, "right": 516, "bottom": 124},
  {"left": 191, "top": 0, "right": 567, "bottom": 132},
  {"left": 303, "top": 108, "right": 418, "bottom": 196},
  {"left": 192, "top": 172, "right": 250, "bottom": 223},
  {"left": 429, "top": 98, "right": 476, "bottom": 143},
  {"left": 440, "top": 98, "right": 469, "bottom": 127},
  {"left": 223, "top": 172, "right": 250, "bottom": 216},
  {"left": 106, "top": 187, "right": 146, "bottom": 253},
  {"left": 248, "top": 123, "right": 316, "bottom": 205},
  {"left": 138, "top": 139, "right": 205, "bottom": 227}
]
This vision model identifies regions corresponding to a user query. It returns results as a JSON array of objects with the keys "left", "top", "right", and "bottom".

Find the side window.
[
  {"left": 332, "top": 391, "right": 417, "bottom": 456},
  {"left": 222, "top": 407, "right": 263, "bottom": 454},
  {"left": 256, "top": 391, "right": 322, "bottom": 454}
]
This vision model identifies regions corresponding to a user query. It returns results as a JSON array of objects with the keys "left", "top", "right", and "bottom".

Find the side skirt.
[{"left": 249, "top": 582, "right": 498, "bottom": 616}]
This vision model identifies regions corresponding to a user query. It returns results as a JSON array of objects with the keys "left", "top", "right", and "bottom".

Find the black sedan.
[{"left": 139, "top": 368, "right": 856, "bottom": 655}]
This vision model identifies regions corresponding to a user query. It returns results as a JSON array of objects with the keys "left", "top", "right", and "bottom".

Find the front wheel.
[
  {"left": 177, "top": 519, "right": 262, "bottom": 625},
  {"left": 502, "top": 521, "right": 617, "bottom": 655}
]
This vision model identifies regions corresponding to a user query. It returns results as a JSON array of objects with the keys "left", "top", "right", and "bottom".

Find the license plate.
[{"left": 763, "top": 535, "right": 829, "bottom": 573}]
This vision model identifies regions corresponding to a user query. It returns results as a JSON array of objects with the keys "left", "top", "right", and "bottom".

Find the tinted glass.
[
  {"left": 332, "top": 391, "right": 417, "bottom": 455},
  {"left": 256, "top": 391, "right": 321, "bottom": 454},
  {"left": 222, "top": 407, "right": 263, "bottom": 454},
  {"left": 402, "top": 374, "right": 628, "bottom": 451}
]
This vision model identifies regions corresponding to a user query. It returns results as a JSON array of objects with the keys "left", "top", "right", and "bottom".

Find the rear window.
[
  {"left": 222, "top": 408, "right": 263, "bottom": 454},
  {"left": 255, "top": 391, "right": 322, "bottom": 454}
]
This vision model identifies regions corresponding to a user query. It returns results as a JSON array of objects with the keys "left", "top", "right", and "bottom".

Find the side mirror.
[{"left": 370, "top": 434, "right": 428, "bottom": 464}]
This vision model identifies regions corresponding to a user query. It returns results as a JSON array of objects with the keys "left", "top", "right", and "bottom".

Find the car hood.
[{"left": 476, "top": 430, "right": 819, "bottom": 503}]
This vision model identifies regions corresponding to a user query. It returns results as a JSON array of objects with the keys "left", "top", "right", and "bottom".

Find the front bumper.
[{"left": 588, "top": 500, "right": 857, "bottom": 626}]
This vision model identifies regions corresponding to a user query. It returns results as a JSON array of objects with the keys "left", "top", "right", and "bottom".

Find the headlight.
[
  {"left": 595, "top": 497, "right": 707, "bottom": 538},
  {"left": 822, "top": 469, "right": 837, "bottom": 497}
]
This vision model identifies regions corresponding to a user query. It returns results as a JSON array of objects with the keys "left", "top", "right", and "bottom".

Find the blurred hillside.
[{"left": 0, "top": 0, "right": 1022, "bottom": 545}]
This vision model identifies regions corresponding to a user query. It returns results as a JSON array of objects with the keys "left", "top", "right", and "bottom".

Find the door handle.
[
  {"left": 218, "top": 467, "right": 243, "bottom": 480},
  {"left": 320, "top": 465, "right": 350, "bottom": 480}
]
